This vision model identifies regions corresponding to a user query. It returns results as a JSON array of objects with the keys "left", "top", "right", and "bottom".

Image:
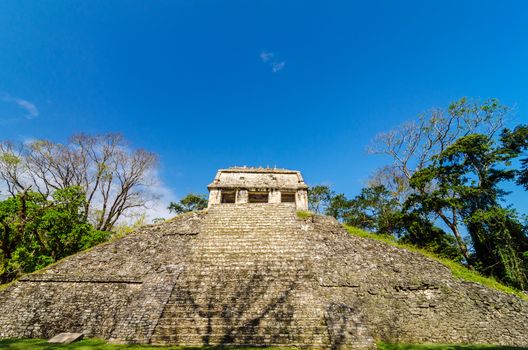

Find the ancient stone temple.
[
  {"left": 0, "top": 168, "right": 528, "bottom": 349},
  {"left": 207, "top": 167, "right": 309, "bottom": 210}
]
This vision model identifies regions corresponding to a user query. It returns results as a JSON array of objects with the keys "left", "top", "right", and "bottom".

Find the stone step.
[
  {"left": 150, "top": 339, "right": 328, "bottom": 347},
  {"left": 154, "top": 317, "right": 326, "bottom": 325},
  {"left": 176, "top": 274, "right": 313, "bottom": 280},
  {"left": 186, "top": 256, "right": 308, "bottom": 261},
  {"left": 148, "top": 203, "right": 329, "bottom": 347},
  {"left": 163, "top": 294, "right": 316, "bottom": 302},
  {"left": 192, "top": 235, "right": 305, "bottom": 239},
  {"left": 184, "top": 257, "right": 309, "bottom": 263},
  {"left": 171, "top": 279, "right": 313, "bottom": 286},
  {"left": 150, "top": 333, "right": 327, "bottom": 344},
  {"left": 181, "top": 265, "right": 309, "bottom": 270},
  {"left": 175, "top": 272, "right": 313, "bottom": 278},
  {"left": 191, "top": 242, "right": 306, "bottom": 246},
  {"left": 181, "top": 265, "right": 310, "bottom": 271},
  {"left": 189, "top": 244, "right": 308, "bottom": 248},
  {"left": 155, "top": 315, "right": 324, "bottom": 323},
  {"left": 200, "top": 230, "right": 301, "bottom": 234}
]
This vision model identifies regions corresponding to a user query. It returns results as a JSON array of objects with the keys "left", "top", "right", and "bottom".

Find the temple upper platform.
[{"left": 207, "top": 167, "right": 309, "bottom": 210}]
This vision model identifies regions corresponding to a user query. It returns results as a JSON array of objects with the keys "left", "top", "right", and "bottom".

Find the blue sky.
[{"left": 0, "top": 0, "right": 527, "bottom": 217}]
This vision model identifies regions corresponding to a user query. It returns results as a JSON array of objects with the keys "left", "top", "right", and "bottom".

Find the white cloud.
[
  {"left": 1, "top": 94, "right": 39, "bottom": 119},
  {"left": 260, "top": 51, "right": 274, "bottom": 62},
  {"left": 259, "top": 51, "right": 286, "bottom": 73},
  {"left": 141, "top": 173, "right": 178, "bottom": 222},
  {"left": 272, "top": 61, "right": 285, "bottom": 73}
]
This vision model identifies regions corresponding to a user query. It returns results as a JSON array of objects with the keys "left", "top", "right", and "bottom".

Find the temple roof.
[{"left": 208, "top": 167, "right": 308, "bottom": 190}]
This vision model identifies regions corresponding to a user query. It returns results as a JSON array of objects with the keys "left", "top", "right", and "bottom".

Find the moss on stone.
[
  {"left": 378, "top": 341, "right": 528, "bottom": 350},
  {"left": 296, "top": 210, "right": 313, "bottom": 219}
]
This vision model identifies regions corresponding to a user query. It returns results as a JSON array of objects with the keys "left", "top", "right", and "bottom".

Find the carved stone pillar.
[
  {"left": 296, "top": 189, "right": 308, "bottom": 210},
  {"left": 236, "top": 189, "right": 248, "bottom": 204},
  {"left": 208, "top": 189, "right": 221, "bottom": 207},
  {"left": 268, "top": 189, "right": 281, "bottom": 203}
]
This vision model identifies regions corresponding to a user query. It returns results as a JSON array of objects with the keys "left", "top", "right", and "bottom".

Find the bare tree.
[
  {"left": 367, "top": 165, "right": 410, "bottom": 204},
  {"left": 368, "top": 98, "right": 508, "bottom": 185},
  {"left": 0, "top": 133, "right": 158, "bottom": 231},
  {"left": 0, "top": 142, "right": 26, "bottom": 197}
]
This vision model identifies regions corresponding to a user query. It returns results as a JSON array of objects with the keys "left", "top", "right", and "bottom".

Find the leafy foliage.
[
  {"left": 501, "top": 124, "right": 528, "bottom": 190},
  {"left": 395, "top": 212, "right": 461, "bottom": 260},
  {"left": 0, "top": 187, "right": 110, "bottom": 284},
  {"left": 343, "top": 186, "right": 400, "bottom": 234},
  {"left": 307, "top": 185, "right": 332, "bottom": 214},
  {"left": 168, "top": 193, "right": 208, "bottom": 214},
  {"left": 405, "top": 133, "right": 528, "bottom": 289}
]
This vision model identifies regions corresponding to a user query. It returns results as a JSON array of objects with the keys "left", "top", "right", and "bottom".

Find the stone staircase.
[{"left": 150, "top": 204, "right": 329, "bottom": 347}]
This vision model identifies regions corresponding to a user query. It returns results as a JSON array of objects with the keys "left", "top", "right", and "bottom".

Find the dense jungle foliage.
[{"left": 0, "top": 187, "right": 110, "bottom": 283}]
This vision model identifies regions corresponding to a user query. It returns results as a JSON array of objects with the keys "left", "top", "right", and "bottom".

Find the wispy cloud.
[
  {"left": 260, "top": 51, "right": 286, "bottom": 73},
  {"left": 260, "top": 51, "right": 274, "bottom": 62},
  {"left": 272, "top": 61, "right": 285, "bottom": 73},
  {"left": 1, "top": 94, "right": 39, "bottom": 119},
  {"left": 142, "top": 171, "right": 179, "bottom": 221}
]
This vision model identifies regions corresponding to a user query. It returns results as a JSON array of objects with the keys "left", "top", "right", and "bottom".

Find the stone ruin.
[
  {"left": 0, "top": 167, "right": 527, "bottom": 349},
  {"left": 207, "top": 167, "right": 309, "bottom": 210}
]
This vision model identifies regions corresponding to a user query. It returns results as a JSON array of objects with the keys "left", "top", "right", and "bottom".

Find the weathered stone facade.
[
  {"left": 208, "top": 167, "right": 309, "bottom": 210},
  {"left": 0, "top": 170, "right": 527, "bottom": 348}
]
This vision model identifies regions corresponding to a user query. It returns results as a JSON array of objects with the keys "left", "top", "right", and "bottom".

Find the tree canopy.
[
  {"left": 168, "top": 194, "right": 208, "bottom": 214},
  {"left": 0, "top": 187, "right": 109, "bottom": 283},
  {"left": 0, "top": 133, "right": 158, "bottom": 231}
]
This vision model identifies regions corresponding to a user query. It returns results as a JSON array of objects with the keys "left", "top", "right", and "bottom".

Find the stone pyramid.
[
  {"left": 1, "top": 203, "right": 527, "bottom": 348},
  {"left": 1, "top": 167, "right": 527, "bottom": 348}
]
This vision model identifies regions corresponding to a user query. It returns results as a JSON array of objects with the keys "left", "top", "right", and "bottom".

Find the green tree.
[
  {"left": 325, "top": 193, "right": 352, "bottom": 222},
  {"left": 501, "top": 124, "right": 528, "bottom": 190},
  {"left": 408, "top": 133, "right": 528, "bottom": 288},
  {"left": 308, "top": 185, "right": 332, "bottom": 214},
  {"left": 396, "top": 212, "right": 461, "bottom": 260},
  {"left": 168, "top": 193, "right": 208, "bottom": 214},
  {"left": 0, "top": 187, "right": 110, "bottom": 284},
  {"left": 344, "top": 186, "right": 400, "bottom": 235},
  {"left": 466, "top": 207, "right": 527, "bottom": 288}
]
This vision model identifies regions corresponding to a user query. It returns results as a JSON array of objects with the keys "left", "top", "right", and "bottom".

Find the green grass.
[
  {"left": 0, "top": 338, "right": 291, "bottom": 349},
  {"left": 378, "top": 342, "right": 528, "bottom": 350},
  {"left": 296, "top": 210, "right": 313, "bottom": 219},
  {"left": 1, "top": 340, "right": 526, "bottom": 350},
  {"left": 0, "top": 280, "right": 15, "bottom": 291},
  {"left": 344, "top": 225, "right": 528, "bottom": 301}
]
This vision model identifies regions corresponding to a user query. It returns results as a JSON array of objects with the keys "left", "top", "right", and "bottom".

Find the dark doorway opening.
[
  {"left": 248, "top": 192, "right": 268, "bottom": 203},
  {"left": 221, "top": 191, "right": 236, "bottom": 203},
  {"left": 281, "top": 192, "right": 296, "bottom": 203}
]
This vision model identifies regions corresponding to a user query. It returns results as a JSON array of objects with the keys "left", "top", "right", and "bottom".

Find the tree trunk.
[{"left": 437, "top": 209, "right": 472, "bottom": 266}]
